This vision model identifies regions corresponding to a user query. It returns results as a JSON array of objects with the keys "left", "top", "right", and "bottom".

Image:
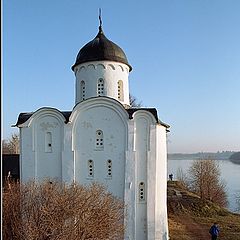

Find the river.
[{"left": 167, "top": 159, "right": 240, "bottom": 213}]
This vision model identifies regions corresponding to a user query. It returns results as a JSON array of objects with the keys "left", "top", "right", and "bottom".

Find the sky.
[{"left": 2, "top": 0, "right": 240, "bottom": 153}]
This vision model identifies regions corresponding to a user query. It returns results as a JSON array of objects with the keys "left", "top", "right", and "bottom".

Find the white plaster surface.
[
  {"left": 74, "top": 61, "right": 130, "bottom": 106},
  {"left": 18, "top": 59, "right": 169, "bottom": 240}
]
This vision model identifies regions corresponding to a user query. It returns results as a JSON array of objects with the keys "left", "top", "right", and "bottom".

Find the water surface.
[{"left": 167, "top": 159, "right": 240, "bottom": 213}]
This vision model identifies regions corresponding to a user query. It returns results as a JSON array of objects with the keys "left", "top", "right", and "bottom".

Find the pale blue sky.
[{"left": 3, "top": 0, "right": 240, "bottom": 153}]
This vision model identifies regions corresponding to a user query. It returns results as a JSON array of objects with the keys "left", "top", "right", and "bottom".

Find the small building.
[{"left": 15, "top": 21, "right": 169, "bottom": 240}]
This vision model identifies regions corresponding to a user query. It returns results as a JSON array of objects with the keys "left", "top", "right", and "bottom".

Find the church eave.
[
  {"left": 158, "top": 120, "right": 170, "bottom": 129},
  {"left": 71, "top": 57, "right": 132, "bottom": 72},
  {"left": 14, "top": 104, "right": 170, "bottom": 129},
  {"left": 13, "top": 110, "right": 72, "bottom": 127},
  {"left": 126, "top": 108, "right": 158, "bottom": 123}
]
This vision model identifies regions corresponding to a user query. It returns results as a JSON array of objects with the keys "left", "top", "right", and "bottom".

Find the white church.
[{"left": 15, "top": 19, "right": 169, "bottom": 240}]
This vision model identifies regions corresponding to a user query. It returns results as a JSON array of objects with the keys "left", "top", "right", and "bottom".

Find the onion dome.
[{"left": 72, "top": 26, "right": 132, "bottom": 71}]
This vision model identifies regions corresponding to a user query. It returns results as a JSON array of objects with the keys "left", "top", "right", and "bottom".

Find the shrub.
[{"left": 3, "top": 180, "right": 124, "bottom": 240}]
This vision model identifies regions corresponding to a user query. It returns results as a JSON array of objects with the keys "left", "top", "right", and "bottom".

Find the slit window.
[
  {"left": 95, "top": 130, "right": 104, "bottom": 150},
  {"left": 88, "top": 160, "right": 94, "bottom": 178},
  {"left": 45, "top": 132, "right": 52, "bottom": 152},
  {"left": 81, "top": 80, "right": 85, "bottom": 100},
  {"left": 97, "top": 78, "right": 104, "bottom": 96},
  {"left": 117, "top": 80, "right": 124, "bottom": 101},
  {"left": 139, "top": 182, "right": 146, "bottom": 201}
]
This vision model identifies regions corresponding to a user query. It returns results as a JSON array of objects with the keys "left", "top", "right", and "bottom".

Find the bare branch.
[
  {"left": 186, "top": 159, "right": 228, "bottom": 207},
  {"left": 3, "top": 180, "right": 124, "bottom": 240}
]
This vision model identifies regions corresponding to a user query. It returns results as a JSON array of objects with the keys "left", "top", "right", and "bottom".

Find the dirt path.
[{"left": 178, "top": 215, "right": 210, "bottom": 240}]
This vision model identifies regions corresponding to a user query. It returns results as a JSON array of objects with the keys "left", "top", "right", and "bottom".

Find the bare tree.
[
  {"left": 2, "top": 139, "right": 10, "bottom": 154},
  {"left": 129, "top": 94, "right": 142, "bottom": 108},
  {"left": 2, "top": 133, "right": 20, "bottom": 154},
  {"left": 176, "top": 167, "right": 188, "bottom": 189},
  {"left": 3, "top": 180, "right": 124, "bottom": 240},
  {"left": 187, "top": 159, "right": 228, "bottom": 207}
]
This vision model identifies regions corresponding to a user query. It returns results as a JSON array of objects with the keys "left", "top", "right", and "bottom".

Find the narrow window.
[
  {"left": 88, "top": 160, "right": 94, "bottom": 178},
  {"left": 117, "top": 80, "right": 124, "bottom": 101},
  {"left": 81, "top": 80, "right": 85, "bottom": 100},
  {"left": 139, "top": 182, "right": 146, "bottom": 201},
  {"left": 97, "top": 78, "right": 104, "bottom": 96},
  {"left": 106, "top": 159, "right": 112, "bottom": 178},
  {"left": 45, "top": 132, "right": 52, "bottom": 152},
  {"left": 95, "top": 130, "right": 104, "bottom": 150}
]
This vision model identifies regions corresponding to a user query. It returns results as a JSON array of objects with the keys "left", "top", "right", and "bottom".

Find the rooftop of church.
[
  {"left": 14, "top": 105, "right": 169, "bottom": 129},
  {"left": 71, "top": 18, "right": 132, "bottom": 71}
]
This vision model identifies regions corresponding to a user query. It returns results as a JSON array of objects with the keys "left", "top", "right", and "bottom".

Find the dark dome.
[{"left": 72, "top": 27, "right": 132, "bottom": 71}]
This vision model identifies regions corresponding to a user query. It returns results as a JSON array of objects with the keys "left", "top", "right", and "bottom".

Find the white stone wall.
[
  {"left": 124, "top": 120, "right": 136, "bottom": 240},
  {"left": 19, "top": 108, "right": 65, "bottom": 181},
  {"left": 134, "top": 113, "right": 150, "bottom": 240},
  {"left": 70, "top": 97, "right": 129, "bottom": 199},
  {"left": 34, "top": 114, "right": 63, "bottom": 181},
  {"left": 18, "top": 100, "right": 169, "bottom": 240},
  {"left": 124, "top": 111, "right": 169, "bottom": 240},
  {"left": 155, "top": 125, "right": 169, "bottom": 240},
  {"left": 62, "top": 123, "right": 74, "bottom": 183},
  {"left": 74, "top": 61, "right": 130, "bottom": 106},
  {"left": 20, "top": 127, "right": 35, "bottom": 182}
]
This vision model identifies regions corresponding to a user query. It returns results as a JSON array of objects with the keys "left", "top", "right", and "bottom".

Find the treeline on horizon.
[{"left": 168, "top": 151, "right": 240, "bottom": 163}]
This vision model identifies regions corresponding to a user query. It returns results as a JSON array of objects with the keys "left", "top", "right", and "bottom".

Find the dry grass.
[{"left": 168, "top": 181, "right": 240, "bottom": 240}]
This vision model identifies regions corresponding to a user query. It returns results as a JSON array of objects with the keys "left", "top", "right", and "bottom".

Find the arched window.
[
  {"left": 88, "top": 160, "right": 94, "bottom": 178},
  {"left": 81, "top": 80, "right": 85, "bottom": 100},
  {"left": 95, "top": 130, "right": 104, "bottom": 150},
  {"left": 97, "top": 78, "right": 104, "bottom": 96},
  {"left": 139, "top": 182, "right": 146, "bottom": 201},
  {"left": 117, "top": 80, "right": 124, "bottom": 101},
  {"left": 106, "top": 159, "right": 112, "bottom": 178},
  {"left": 45, "top": 132, "right": 52, "bottom": 153}
]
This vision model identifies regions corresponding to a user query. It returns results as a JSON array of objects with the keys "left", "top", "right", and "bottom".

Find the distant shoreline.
[
  {"left": 167, "top": 151, "right": 237, "bottom": 161},
  {"left": 168, "top": 152, "right": 240, "bottom": 165}
]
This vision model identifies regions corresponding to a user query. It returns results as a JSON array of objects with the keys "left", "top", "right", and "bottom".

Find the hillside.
[
  {"left": 167, "top": 181, "right": 240, "bottom": 240},
  {"left": 229, "top": 152, "right": 240, "bottom": 164}
]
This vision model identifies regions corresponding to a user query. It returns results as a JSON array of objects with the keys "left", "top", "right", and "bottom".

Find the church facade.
[{"left": 16, "top": 23, "right": 169, "bottom": 240}]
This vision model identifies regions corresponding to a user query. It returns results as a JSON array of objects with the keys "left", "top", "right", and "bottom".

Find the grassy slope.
[{"left": 167, "top": 181, "right": 240, "bottom": 240}]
